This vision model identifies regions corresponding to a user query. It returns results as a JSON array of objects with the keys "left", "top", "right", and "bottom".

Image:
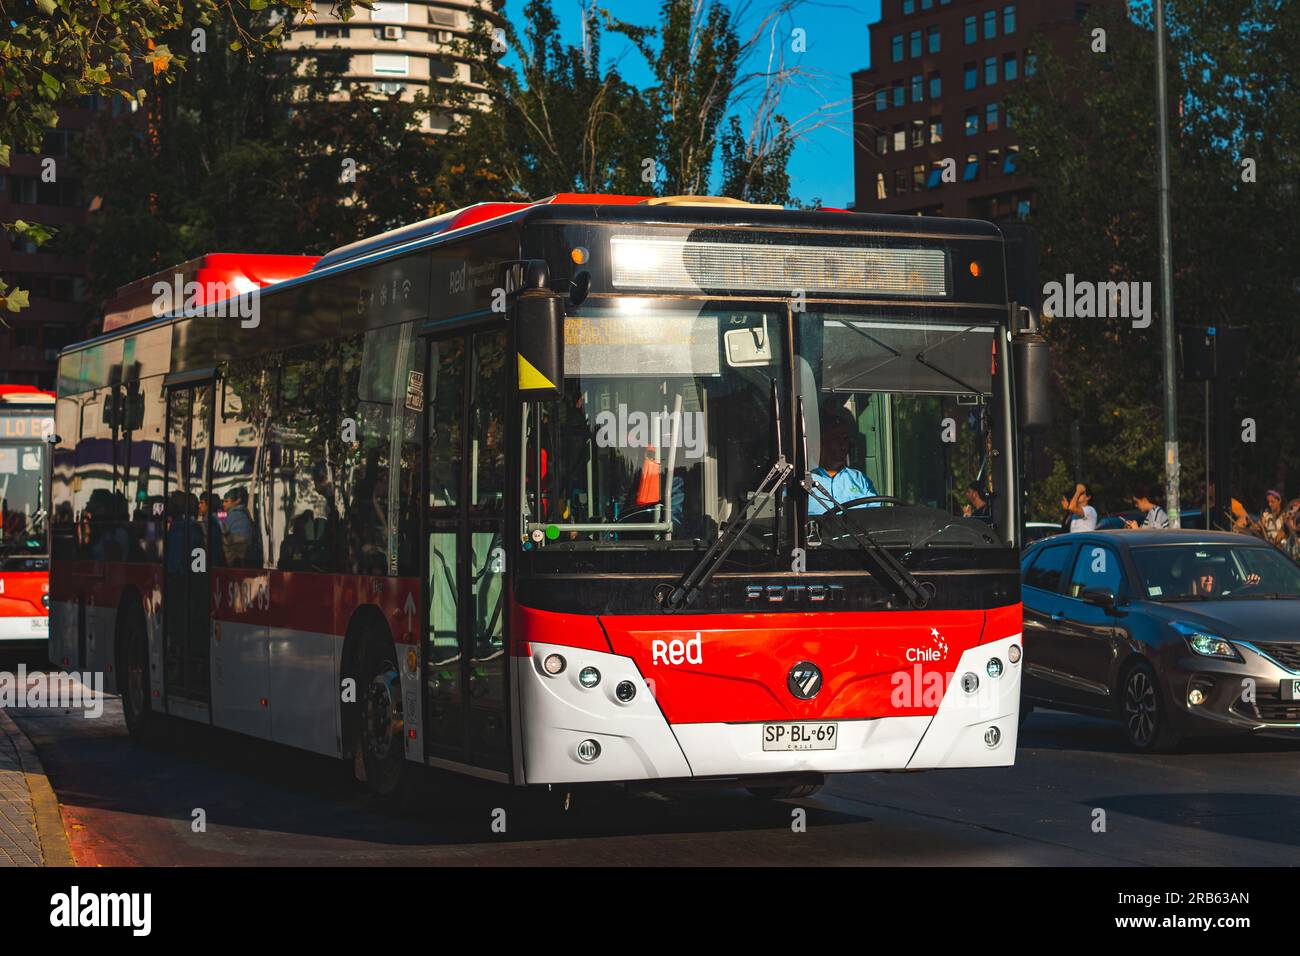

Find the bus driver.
[{"left": 808, "top": 407, "right": 880, "bottom": 516}]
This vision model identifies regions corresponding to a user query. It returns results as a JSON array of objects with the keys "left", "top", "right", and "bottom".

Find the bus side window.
[
  {"left": 469, "top": 329, "right": 507, "bottom": 513},
  {"left": 218, "top": 358, "right": 274, "bottom": 570},
  {"left": 272, "top": 344, "right": 339, "bottom": 574},
  {"left": 341, "top": 326, "right": 415, "bottom": 577},
  {"left": 122, "top": 376, "right": 166, "bottom": 563}
]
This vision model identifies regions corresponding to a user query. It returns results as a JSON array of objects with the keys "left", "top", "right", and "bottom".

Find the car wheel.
[{"left": 1121, "top": 661, "right": 1182, "bottom": 753}]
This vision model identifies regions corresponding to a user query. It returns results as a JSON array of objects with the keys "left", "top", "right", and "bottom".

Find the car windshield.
[
  {"left": 1131, "top": 544, "right": 1300, "bottom": 601},
  {"left": 795, "top": 310, "right": 1005, "bottom": 550},
  {"left": 521, "top": 299, "right": 787, "bottom": 550},
  {"left": 0, "top": 441, "right": 48, "bottom": 555}
]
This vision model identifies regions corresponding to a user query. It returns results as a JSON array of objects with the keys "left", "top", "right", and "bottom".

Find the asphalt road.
[{"left": 5, "top": 656, "right": 1299, "bottom": 866}]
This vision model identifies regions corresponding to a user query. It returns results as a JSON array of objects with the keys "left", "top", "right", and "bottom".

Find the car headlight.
[{"left": 1171, "top": 621, "right": 1242, "bottom": 661}]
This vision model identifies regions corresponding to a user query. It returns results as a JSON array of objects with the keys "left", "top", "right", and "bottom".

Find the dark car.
[
  {"left": 1024, "top": 520, "right": 1065, "bottom": 543},
  {"left": 1020, "top": 530, "right": 1300, "bottom": 751}
]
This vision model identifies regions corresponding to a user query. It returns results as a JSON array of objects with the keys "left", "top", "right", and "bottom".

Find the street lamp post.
[{"left": 1154, "top": 0, "right": 1181, "bottom": 527}]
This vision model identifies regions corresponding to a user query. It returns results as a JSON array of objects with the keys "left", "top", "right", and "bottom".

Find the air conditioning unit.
[{"left": 383, "top": 25, "right": 403, "bottom": 40}]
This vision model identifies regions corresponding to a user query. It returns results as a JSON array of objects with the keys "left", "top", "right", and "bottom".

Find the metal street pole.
[{"left": 1154, "top": 0, "right": 1180, "bottom": 527}]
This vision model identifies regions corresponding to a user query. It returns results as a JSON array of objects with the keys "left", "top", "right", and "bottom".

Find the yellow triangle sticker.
[{"left": 517, "top": 354, "right": 556, "bottom": 392}]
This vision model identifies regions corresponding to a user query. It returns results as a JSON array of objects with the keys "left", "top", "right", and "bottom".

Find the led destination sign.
[{"left": 609, "top": 236, "right": 949, "bottom": 298}]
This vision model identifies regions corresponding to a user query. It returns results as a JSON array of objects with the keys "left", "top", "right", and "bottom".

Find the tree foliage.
[
  {"left": 453, "top": 0, "right": 812, "bottom": 202},
  {"left": 1007, "top": 0, "right": 1300, "bottom": 517},
  {"left": 0, "top": 0, "right": 361, "bottom": 316}
]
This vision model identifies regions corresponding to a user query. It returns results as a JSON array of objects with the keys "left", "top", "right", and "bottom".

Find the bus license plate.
[
  {"left": 762, "top": 722, "right": 837, "bottom": 751},
  {"left": 1282, "top": 679, "right": 1300, "bottom": 701}
]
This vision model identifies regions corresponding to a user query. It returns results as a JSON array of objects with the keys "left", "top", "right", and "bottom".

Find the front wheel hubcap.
[
  {"left": 1125, "top": 671, "right": 1157, "bottom": 745},
  {"left": 363, "top": 666, "right": 402, "bottom": 761}
]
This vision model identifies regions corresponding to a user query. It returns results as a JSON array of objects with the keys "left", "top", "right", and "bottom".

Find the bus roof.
[
  {"left": 0, "top": 386, "right": 55, "bottom": 405},
  {"left": 64, "top": 194, "right": 1008, "bottom": 360},
  {"left": 311, "top": 192, "right": 1005, "bottom": 274}
]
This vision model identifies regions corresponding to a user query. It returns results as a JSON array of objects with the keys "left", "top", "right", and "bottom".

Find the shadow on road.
[
  {"left": 11, "top": 697, "right": 864, "bottom": 856},
  {"left": 1080, "top": 792, "right": 1300, "bottom": 848},
  {"left": 1022, "top": 709, "right": 1300, "bottom": 756}
]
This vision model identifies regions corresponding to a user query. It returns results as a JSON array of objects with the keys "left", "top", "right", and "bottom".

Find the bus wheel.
[
  {"left": 746, "top": 784, "right": 822, "bottom": 800},
  {"left": 356, "top": 638, "right": 407, "bottom": 798},
  {"left": 120, "top": 609, "right": 160, "bottom": 741}
]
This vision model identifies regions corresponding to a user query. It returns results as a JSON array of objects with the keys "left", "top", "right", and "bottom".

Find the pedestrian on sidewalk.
[
  {"left": 1061, "top": 482, "right": 1097, "bottom": 532},
  {"left": 1125, "top": 487, "right": 1170, "bottom": 529},
  {"left": 1259, "top": 489, "right": 1288, "bottom": 550}
]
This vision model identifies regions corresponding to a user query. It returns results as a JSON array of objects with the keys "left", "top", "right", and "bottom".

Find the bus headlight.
[
  {"left": 576, "top": 739, "right": 601, "bottom": 762},
  {"left": 961, "top": 672, "right": 980, "bottom": 694},
  {"left": 986, "top": 658, "right": 1003, "bottom": 678},
  {"left": 578, "top": 666, "right": 601, "bottom": 688},
  {"left": 542, "top": 654, "right": 566, "bottom": 676},
  {"left": 615, "top": 680, "right": 636, "bottom": 702},
  {"left": 984, "top": 726, "right": 1001, "bottom": 748},
  {"left": 1007, "top": 643, "right": 1021, "bottom": 664}
]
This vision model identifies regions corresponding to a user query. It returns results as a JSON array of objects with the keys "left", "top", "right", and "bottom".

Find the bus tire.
[
  {"left": 118, "top": 603, "right": 162, "bottom": 742},
  {"left": 355, "top": 636, "right": 409, "bottom": 799},
  {"left": 746, "top": 784, "right": 822, "bottom": 800}
]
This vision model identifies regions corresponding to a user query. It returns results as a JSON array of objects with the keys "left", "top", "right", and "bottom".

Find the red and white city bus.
[
  {"left": 0, "top": 385, "right": 55, "bottom": 653},
  {"left": 50, "top": 195, "right": 1049, "bottom": 799}
]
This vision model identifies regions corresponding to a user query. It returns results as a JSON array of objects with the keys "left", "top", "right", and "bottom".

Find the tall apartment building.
[
  {"left": 851, "top": 0, "right": 1094, "bottom": 219},
  {"left": 0, "top": 102, "right": 100, "bottom": 388},
  {"left": 284, "top": 0, "right": 498, "bottom": 132}
]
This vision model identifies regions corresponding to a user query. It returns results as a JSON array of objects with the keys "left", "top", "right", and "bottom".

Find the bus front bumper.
[{"left": 516, "top": 635, "right": 1021, "bottom": 784}]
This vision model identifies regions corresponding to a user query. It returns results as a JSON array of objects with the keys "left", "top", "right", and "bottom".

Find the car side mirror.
[{"left": 1081, "top": 586, "right": 1116, "bottom": 609}]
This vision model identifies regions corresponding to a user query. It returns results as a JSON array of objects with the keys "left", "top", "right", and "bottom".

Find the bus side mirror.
[
  {"left": 1012, "top": 306, "right": 1051, "bottom": 433},
  {"left": 515, "top": 293, "right": 565, "bottom": 398}
]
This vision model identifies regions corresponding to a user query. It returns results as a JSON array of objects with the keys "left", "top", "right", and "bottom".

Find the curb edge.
[{"left": 0, "top": 709, "right": 76, "bottom": 867}]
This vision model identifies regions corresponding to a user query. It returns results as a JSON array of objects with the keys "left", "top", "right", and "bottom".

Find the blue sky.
[{"left": 504, "top": 0, "right": 882, "bottom": 207}]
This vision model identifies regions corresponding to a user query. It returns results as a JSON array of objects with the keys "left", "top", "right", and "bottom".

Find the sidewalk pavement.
[{"left": 0, "top": 709, "right": 75, "bottom": 867}]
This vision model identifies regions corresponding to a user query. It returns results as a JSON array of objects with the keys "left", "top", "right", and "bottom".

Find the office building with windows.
[
  {"left": 283, "top": 0, "right": 498, "bottom": 133},
  {"left": 851, "top": 0, "right": 1095, "bottom": 219},
  {"left": 0, "top": 102, "right": 98, "bottom": 387}
]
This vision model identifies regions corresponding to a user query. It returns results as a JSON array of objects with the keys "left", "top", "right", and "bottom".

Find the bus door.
[
  {"left": 421, "top": 329, "right": 510, "bottom": 774},
  {"left": 162, "top": 380, "right": 215, "bottom": 709}
]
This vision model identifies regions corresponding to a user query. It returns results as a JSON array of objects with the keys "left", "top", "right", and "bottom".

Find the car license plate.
[
  {"left": 1282, "top": 679, "right": 1300, "bottom": 702},
  {"left": 762, "top": 722, "right": 838, "bottom": 751}
]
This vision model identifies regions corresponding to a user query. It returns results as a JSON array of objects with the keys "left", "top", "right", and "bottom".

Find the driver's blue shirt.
[{"left": 808, "top": 466, "right": 878, "bottom": 516}]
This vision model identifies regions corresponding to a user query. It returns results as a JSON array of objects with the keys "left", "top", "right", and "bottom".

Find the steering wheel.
[{"left": 826, "top": 495, "right": 911, "bottom": 511}]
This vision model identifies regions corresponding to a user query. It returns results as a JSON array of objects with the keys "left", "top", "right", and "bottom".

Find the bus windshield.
[
  {"left": 522, "top": 299, "right": 1007, "bottom": 551},
  {"left": 796, "top": 310, "right": 1004, "bottom": 550},
  {"left": 523, "top": 299, "right": 785, "bottom": 549},
  {"left": 0, "top": 440, "right": 48, "bottom": 556}
]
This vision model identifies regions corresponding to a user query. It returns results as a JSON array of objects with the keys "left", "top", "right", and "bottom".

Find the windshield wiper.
[
  {"left": 659, "top": 380, "right": 792, "bottom": 611},
  {"left": 797, "top": 397, "right": 934, "bottom": 610}
]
